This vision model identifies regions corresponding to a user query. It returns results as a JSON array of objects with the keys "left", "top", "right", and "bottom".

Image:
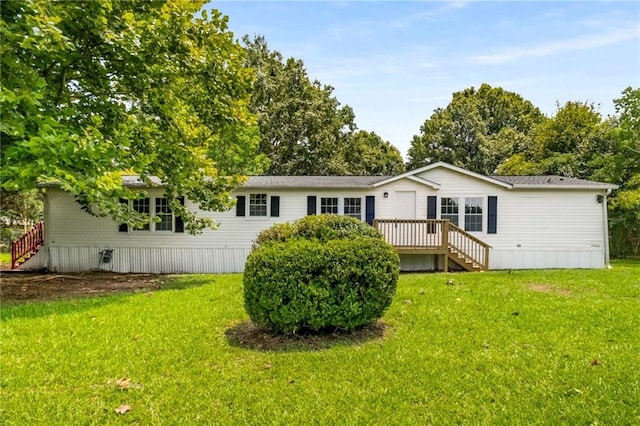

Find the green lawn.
[
  {"left": 2, "top": 262, "right": 639, "bottom": 425},
  {"left": 0, "top": 252, "right": 11, "bottom": 265}
]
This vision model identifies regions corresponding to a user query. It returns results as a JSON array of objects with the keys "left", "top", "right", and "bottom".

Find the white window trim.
[
  {"left": 464, "top": 197, "right": 483, "bottom": 233},
  {"left": 127, "top": 197, "right": 178, "bottom": 234},
  {"left": 312, "top": 196, "right": 364, "bottom": 220},
  {"left": 245, "top": 192, "right": 271, "bottom": 221},
  {"left": 320, "top": 197, "right": 339, "bottom": 215},
  {"left": 154, "top": 197, "right": 174, "bottom": 233},
  {"left": 440, "top": 197, "right": 459, "bottom": 226},
  {"left": 439, "top": 196, "right": 488, "bottom": 233},
  {"left": 343, "top": 197, "right": 363, "bottom": 220}
]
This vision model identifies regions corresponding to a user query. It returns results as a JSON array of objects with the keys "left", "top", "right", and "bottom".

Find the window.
[
  {"left": 120, "top": 197, "right": 184, "bottom": 233},
  {"left": 344, "top": 198, "right": 362, "bottom": 219},
  {"left": 132, "top": 198, "right": 150, "bottom": 230},
  {"left": 249, "top": 193, "right": 267, "bottom": 217},
  {"left": 465, "top": 197, "right": 483, "bottom": 232},
  {"left": 321, "top": 197, "right": 338, "bottom": 214},
  {"left": 441, "top": 198, "right": 459, "bottom": 226},
  {"left": 155, "top": 198, "right": 172, "bottom": 231}
]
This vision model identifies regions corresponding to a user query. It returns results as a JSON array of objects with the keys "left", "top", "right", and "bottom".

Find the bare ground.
[{"left": 0, "top": 271, "right": 167, "bottom": 302}]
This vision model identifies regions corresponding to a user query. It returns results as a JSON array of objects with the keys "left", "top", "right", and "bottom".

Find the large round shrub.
[{"left": 243, "top": 215, "right": 399, "bottom": 333}]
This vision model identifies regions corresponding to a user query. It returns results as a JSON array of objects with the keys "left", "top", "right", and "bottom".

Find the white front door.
[
  {"left": 394, "top": 191, "right": 416, "bottom": 219},
  {"left": 393, "top": 191, "right": 417, "bottom": 246}
]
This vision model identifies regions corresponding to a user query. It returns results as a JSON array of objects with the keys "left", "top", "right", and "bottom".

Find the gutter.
[{"left": 511, "top": 184, "right": 619, "bottom": 190}]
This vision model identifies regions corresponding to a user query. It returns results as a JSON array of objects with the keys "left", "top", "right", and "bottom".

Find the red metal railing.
[{"left": 11, "top": 221, "right": 45, "bottom": 269}]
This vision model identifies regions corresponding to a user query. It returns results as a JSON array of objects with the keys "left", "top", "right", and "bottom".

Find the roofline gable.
[
  {"left": 375, "top": 162, "right": 513, "bottom": 189},
  {"left": 373, "top": 174, "right": 440, "bottom": 189}
]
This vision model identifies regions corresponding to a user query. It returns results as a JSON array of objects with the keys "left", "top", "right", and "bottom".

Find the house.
[{"left": 16, "top": 162, "right": 617, "bottom": 273}]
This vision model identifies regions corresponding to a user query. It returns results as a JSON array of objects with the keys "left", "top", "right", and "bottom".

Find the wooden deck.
[{"left": 373, "top": 219, "right": 491, "bottom": 272}]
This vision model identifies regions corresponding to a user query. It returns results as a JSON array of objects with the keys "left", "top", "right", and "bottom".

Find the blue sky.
[{"left": 210, "top": 1, "right": 640, "bottom": 159}]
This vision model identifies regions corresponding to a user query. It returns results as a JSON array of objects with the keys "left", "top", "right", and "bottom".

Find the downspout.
[{"left": 602, "top": 188, "right": 612, "bottom": 269}]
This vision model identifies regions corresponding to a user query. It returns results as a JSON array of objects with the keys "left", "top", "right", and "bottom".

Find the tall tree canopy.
[
  {"left": 1, "top": 0, "right": 260, "bottom": 232},
  {"left": 605, "top": 88, "right": 640, "bottom": 256},
  {"left": 409, "top": 84, "right": 638, "bottom": 256},
  {"left": 407, "top": 84, "right": 544, "bottom": 174},
  {"left": 242, "top": 36, "right": 404, "bottom": 176},
  {"left": 243, "top": 35, "right": 354, "bottom": 175},
  {"left": 345, "top": 131, "right": 405, "bottom": 176}
]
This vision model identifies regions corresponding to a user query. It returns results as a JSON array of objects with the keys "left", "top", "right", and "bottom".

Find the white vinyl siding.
[{"left": 41, "top": 167, "right": 610, "bottom": 272}]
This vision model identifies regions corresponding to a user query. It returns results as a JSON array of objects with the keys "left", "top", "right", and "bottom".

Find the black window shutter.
[
  {"left": 488, "top": 196, "right": 497, "bottom": 234},
  {"left": 118, "top": 198, "right": 128, "bottom": 232},
  {"left": 236, "top": 196, "right": 246, "bottom": 217},
  {"left": 426, "top": 195, "right": 437, "bottom": 233},
  {"left": 270, "top": 196, "right": 280, "bottom": 217},
  {"left": 427, "top": 196, "right": 437, "bottom": 219},
  {"left": 175, "top": 196, "right": 185, "bottom": 233},
  {"left": 307, "top": 196, "right": 316, "bottom": 215},
  {"left": 365, "top": 196, "right": 375, "bottom": 225}
]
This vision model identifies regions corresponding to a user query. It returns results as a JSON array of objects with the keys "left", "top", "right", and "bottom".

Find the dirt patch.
[
  {"left": 225, "top": 319, "right": 390, "bottom": 352},
  {"left": 0, "top": 271, "right": 168, "bottom": 302},
  {"left": 529, "top": 284, "right": 572, "bottom": 296}
]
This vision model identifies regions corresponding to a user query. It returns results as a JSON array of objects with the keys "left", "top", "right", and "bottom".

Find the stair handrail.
[
  {"left": 445, "top": 220, "right": 491, "bottom": 270},
  {"left": 11, "top": 221, "right": 45, "bottom": 269}
]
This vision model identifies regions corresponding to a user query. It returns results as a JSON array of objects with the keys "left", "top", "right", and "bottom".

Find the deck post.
[
  {"left": 442, "top": 220, "right": 449, "bottom": 272},
  {"left": 484, "top": 248, "right": 489, "bottom": 271}
]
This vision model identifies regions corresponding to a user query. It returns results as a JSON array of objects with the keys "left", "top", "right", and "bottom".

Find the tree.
[
  {"left": 344, "top": 131, "right": 405, "bottom": 175},
  {"left": 407, "top": 84, "right": 543, "bottom": 174},
  {"left": 527, "top": 101, "right": 606, "bottom": 177},
  {"left": 1, "top": 0, "right": 260, "bottom": 233},
  {"left": 243, "top": 36, "right": 358, "bottom": 176},
  {"left": 0, "top": 189, "right": 43, "bottom": 231},
  {"left": 613, "top": 87, "right": 640, "bottom": 153},
  {"left": 605, "top": 87, "right": 640, "bottom": 257}
]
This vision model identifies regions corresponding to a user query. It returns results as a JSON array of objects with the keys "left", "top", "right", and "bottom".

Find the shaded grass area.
[
  {"left": 0, "top": 252, "right": 11, "bottom": 265},
  {"left": 1, "top": 261, "right": 639, "bottom": 424}
]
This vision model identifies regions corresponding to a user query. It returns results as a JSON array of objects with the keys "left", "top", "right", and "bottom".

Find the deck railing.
[
  {"left": 447, "top": 222, "right": 490, "bottom": 270},
  {"left": 374, "top": 219, "right": 445, "bottom": 248},
  {"left": 11, "top": 221, "right": 44, "bottom": 269},
  {"left": 373, "top": 219, "right": 490, "bottom": 271}
]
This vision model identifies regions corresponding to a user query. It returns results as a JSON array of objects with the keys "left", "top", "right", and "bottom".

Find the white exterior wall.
[
  {"left": 38, "top": 167, "right": 610, "bottom": 273},
  {"left": 416, "top": 168, "right": 608, "bottom": 269},
  {"left": 42, "top": 187, "right": 389, "bottom": 273}
]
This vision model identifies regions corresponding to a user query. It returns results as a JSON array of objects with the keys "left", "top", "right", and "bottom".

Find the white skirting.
[
  {"left": 489, "top": 249, "right": 604, "bottom": 270},
  {"left": 36, "top": 246, "right": 606, "bottom": 273},
  {"left": 46, "top": 246, "right": 251, "bottom": 273}
]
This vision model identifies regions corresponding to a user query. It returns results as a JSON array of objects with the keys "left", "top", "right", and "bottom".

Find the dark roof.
[
  {"left": 491, "top": 175, "right": 617, "bottom": 188},
  {"left": 121, "top": 176, "right": 164, "bottom": 187},
  {"left": 39, "top": 169, "right": 617, "bottom": 191},
  {"left": 243, "top": 176, "right": 390, "bottom": 189}
]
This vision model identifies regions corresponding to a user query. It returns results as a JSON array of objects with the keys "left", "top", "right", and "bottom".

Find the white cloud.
[
  {"left": 472, "top": 25, "right": 640, "bottom": 65},
  {"left": 389, "top": 0, "right": 469, "bottom": 28}
]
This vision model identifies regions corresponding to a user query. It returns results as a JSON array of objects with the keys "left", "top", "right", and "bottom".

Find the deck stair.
[
  {"left": 373, "top": 219, "right": 490, "bottom": 272},
  {"left": 11, "top": 221, "right": 44, "bottom": 269}
]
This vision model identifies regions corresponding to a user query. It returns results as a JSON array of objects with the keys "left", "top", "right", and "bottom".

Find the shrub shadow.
[{"left": 225, "top": 319, "right": 390, "bottom": 353}]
